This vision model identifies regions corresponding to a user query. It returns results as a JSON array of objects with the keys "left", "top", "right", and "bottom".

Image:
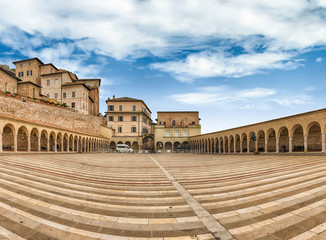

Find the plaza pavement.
[{"left": 0, "top": 153, "right": 325, "bottom": 239}]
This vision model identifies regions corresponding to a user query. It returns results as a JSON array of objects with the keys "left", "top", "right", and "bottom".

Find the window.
[
  {"left": 72, "top": 91, "right": 75, "bottom": 98},
  {"left": 131, "top": 126, "right": 137, "bottom": 133},
  {"left": 28, "top": 62, "right": 31, "bottom": 66},
  {"left": 132, "top": 105, "right": 136, "bottom": 111},
  {"left": 19, "top": 64, "right": 22, "bottom": 67},
  {"left": 63, "top": 92, "right": 66, "bottom": 98},
  {"left": 46, "top": 94, "right": 50, "bottom": 98},
  {"left": 119, "top": 105, "right": 122, "bottom": 111},
  {"left": 118, "top": 116, "right": 123, "bottom": 121},
  {"left": 47, "top": 80, "right": 50, "bottom": 86},
  {"left": 183, "top": 131, "right": 188, "bottom": 137},
  {"left": 166, "top": 131, "right": 171, "bottom": 137},
  {"left": 54, "top": 93, "right": 58, "bottom": 99},
  {"left": 108, "top": 105, "right": 114, "bottom": 111},
  {"left": 143, "top": 117, "right": 147, "bottom": 124},
  {"left": 118, "top": 126, "right": 122, "bottom": 133},
  {"left": 83, "top": 103, "right": 85, "bottom": 109},
  {"left": 55, "top": 79, "right": 58, "bottom": 85},
  {"left": 32, "top": 88, "right": 35, "bottom": 98},
  {"left": 175, "top": 131, "right": 180, "bottom": 137},
  {"left": 27, "top": 70, "right": 32, "bottom": 76},
  {"left": 71, "top": 102, "right": 75, "bottom": 108},
  {"left": 18, "top": 72, "right": 23, "bottom": 77},
  {"left": 172, "top": 120, "right": 176, "bottom": 127},
  {"left": 13, "top": 87, "right": 16, "bottom": 93},
  {"left": 143, "top": 128, "right": 148, "bottom": 134},
  {"left": 4, "top": 82, "right": 7, "bottom": 92},
  {"left": 108, "top": 116, "right": 114, "bottom": 121},
  {"left": 131, "top": 116, "right": 137, "bottom": 121}
]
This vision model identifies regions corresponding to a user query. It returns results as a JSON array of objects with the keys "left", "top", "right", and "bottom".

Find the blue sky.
[{"left": 0, "top": 0, "right": 326, "bottom": 133}]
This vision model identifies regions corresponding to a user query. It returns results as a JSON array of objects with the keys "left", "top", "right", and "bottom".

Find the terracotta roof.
[
  {"left": 0, "top": 67, "right": 22, "bottom": 82},
  {"left": 12, "top": 58, "right": 44, "bottom": 65},
  {"left": 77, "top": 79, "right": 101, "bottom": 87},
  {"left": 157, "top": 111, "right": 199, "bottom": 113},
  {"left": 41, "top": 63, "right": 58, "bottom": 71},
  {"left": 106, "top": 97, "right": 152, "bottom": 113},
  {"left": 18, "top": 81, "right": 42, "bottom": 88}
]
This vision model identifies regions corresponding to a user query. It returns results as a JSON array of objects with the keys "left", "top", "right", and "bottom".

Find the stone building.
[
  {"left": 0, "top": 66, "right": 21, "bottom": 94},
  {"left": 154, "top": 111, "right": 201, "bottom": 152},
  {"left": 10, "top": 58, "right": 100, "bottom": 116},
  {"left": 106, "top": 96, "right": 153, "bottom": 151}
]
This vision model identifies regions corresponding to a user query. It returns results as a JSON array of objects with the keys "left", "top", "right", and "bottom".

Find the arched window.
[
  {"left": 172, "top": 120, "right": 175, "bottom": 127},
  {"left": 33, "top": 88, "right": 35, "bottom": 98}
]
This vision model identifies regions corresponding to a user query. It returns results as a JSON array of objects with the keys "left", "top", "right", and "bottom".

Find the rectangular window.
[
  {"left": 131, "top": 116, "right": 137, "bottom": 121},
  {"left": 55, "top": 79, "right": 58, "bottom": 85},
  {"left": 108, "top": 105, "right": 114, "bottom": 111},
  {"left": 108, "top": 116, "right": 114, "bottom": 121},
  {"left": 166, "top": 131, "right": 171, "bottom": 137},
  {"left": 119, "top": 105, "right": 122, "bottom": 111},
  {"left": 54, "top": 93, "right": 58, "bottom": 99},
  {"left": 183, "top": 131, "right": 188, "bottom": 137},
  {"left": 47, "top": 80, "right": 50, "bottom": 86},
  {"left": 175, "top": 132, "right": 180, "bottom": 137},
  {"left": 72, "top": 91, "right": 75, "bottom": 98},
  {"left": 118, "top": 116, "right": 123, "bottom": 121},
  {"left": 131, "top": 126, "right": 137, "bottom": 133},
  {"left": 132, "top": 105, "right": 136, "bottom": 111},
  {"left": 63, "top": 92, "right": 66, "bottom": 98},
  {"left": 32, "top": 88, "right": 35, "bottom": 98},
  {"left": 118, "top": 126, "right": 122, "bottom": 133},
  {"left": 27, "top": 70, "right": 32, "bottom": 76},
  {"left": 71, "top": 102, "right": 75, "bottom": 108},
  {"left": 18, "top": 72, "right": 24, "bottom": 77},
  {"left": 46, "top": 94, "right": 50, "bottom": 98}
]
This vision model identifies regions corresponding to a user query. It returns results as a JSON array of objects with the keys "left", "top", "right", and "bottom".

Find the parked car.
[{"left": 116, "top": 144, "right": 134, "bottom": 153}]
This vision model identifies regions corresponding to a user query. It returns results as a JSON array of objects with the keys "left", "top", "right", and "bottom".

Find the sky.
[{"left": 0, "top": 0, "right": 326, "bottom": 134}]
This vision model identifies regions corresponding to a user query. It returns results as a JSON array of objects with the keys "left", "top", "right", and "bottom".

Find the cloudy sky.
[{"left": 1, "top": 0, "right": 326, "bottom": 133}]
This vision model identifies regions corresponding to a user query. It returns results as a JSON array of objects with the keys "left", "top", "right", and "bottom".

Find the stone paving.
[{"left": 0, "top": 153, "right": 325, "bottom": 239}]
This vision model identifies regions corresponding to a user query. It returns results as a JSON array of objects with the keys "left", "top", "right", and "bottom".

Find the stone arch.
[
  {"left": 40, "top": 130, "right": 48, "bottom": 151},
  {"left": 132, "top": 141, "right": 139, "bottom": 151},
  {"left": 224, "top": 136, "right": 229, "bottom": 153},
  {"left": 174, "top": 141, "right": 181, "bottom": 152},
  {"left": 30, "top": 128, "right": 39, "bottom": 151},
  {"left": 181, "top": 141, "right": 190, "bottom": 152},
  {"left": 57, "top": 132, "right": 63, "bottom": 152},
  {"left": 125, "top": 141, "right": 131, "bottom": 147},
  {"left": 211, "top": 138, "right": 215, "bottom": 153},
  {"left": 2, "top": 123, "right": 15, "bottom": 151},
  {"left": 156, "top": 141, "right": 163, "bottom": 151},
  {"left": 257, "top": 130, "right": 265, "bottom": 152},
  {"left": 267, "top": 128, "right": 276, "bottom": 152},
  {"left": 235, "top": 134, "right": 240, "bottom": 153},
  {"left": 241, "top": 133, "right": 247, "bottom": 153},
  {"left": 165, "top": 142, "right": 172, "bottom": 152},
  {"left": 109, "top": 141, "right": 116, "bottom": 150},
  {"left": 248, "top": 132, "right": 255, "bottom": 152},
  {"left": 17, "top": 125, "right": 29, "bottom": 151},
  {"left": 208, "top": 138, "right": 211, "bottom": 153},
  {"left": 291, "top": 124, "right": 304, "bottom": 152},
  {"left": 229, "top": 135, "right": 234, "bottom": 153},
  {"left": 215, "top": 137, "right": 219, "bottom": 153},
  {"left": 219, "top": 137, "right": 224, "bottom": 153},
  {"left": 278, "top": 126, "right": 289, "bottom": 152},
  {"left": 63, "top": 133, "right": 68, "bottom": 151},
  {"left": 307, "top": 121, "right": 322, "bottom": 152},
  {"left": 82, "top": 137, "right": 86, "bottom": 152},
  {"left": 69, "top": 135, "right": 73, "bottom": 151},
  {"left": 74, "top": 136, "right": 78, "bottom": 152}
]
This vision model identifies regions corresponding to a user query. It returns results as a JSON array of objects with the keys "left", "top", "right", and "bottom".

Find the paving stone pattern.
[{"left": 0, "top": 153, "right": 325, "bottom": 239}]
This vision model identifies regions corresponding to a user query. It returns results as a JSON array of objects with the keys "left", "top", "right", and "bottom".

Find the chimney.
[{"left": 113, "top": 95, "right": 115, "bottom": 99}]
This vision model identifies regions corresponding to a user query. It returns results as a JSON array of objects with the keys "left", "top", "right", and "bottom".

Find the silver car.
[{"left": 116, "top": 144, "right": 134, "bottom": 153}]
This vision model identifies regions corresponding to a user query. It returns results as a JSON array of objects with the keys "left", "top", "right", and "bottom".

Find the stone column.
[
  {"left": 264, "top": 139, "right": 268, "bottom": 153},
  {"left": 27, "top": 136, "right": 31, "bottom": 152},
  {"left": 54, "top": 139, "right": 57, "bottom": 152},
  {"left": 276, "top": 138, "right": 279, "bottom": 153},
  {"left": 304, "top": 134, "right": 308, "bottom": 152},
  {"left": 240, "top": 141, "right": 243, "bottom": 153},
  {"left": 289, "top": 136, "right": 293, "bottom": 153},
  {"left": 47, "top": 138, "right": 49, "bottom": 152},
  {"left": 228, "top": 142, "right": 231, "bottom": 153},
  {"left": 14, "top": 134, "right": 18, "bottom": 152},
  {"left": 0, "top": 132, "right": 3, "bottom": 152},
  {"left": 234, "top": 141, "right": 236, "bottom": 153},
  {"left": 247, "top": 139, "right": 250, "bottom": 153},
  {"left": 322, "top": 133, "right": 326, "bottom": 153},
  {"left": 255, "top": 140, "right": 258, "bottom": 152},
  {"left": 67, "top": 139, "right": 70, "bottom": 152},
  {"left": 38, "top": 137, "right": 41, "bottom": 152}
]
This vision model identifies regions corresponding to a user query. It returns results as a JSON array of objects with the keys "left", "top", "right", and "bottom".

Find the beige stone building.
[
  {"left": 11, "top": 58, "right": 100, "bottom": 116},
  {"left": 154, "top": 111, "right": 201, "bottom": 152},
  {"left": 106, "top": 96, "right": 153, "bottom": 151}
]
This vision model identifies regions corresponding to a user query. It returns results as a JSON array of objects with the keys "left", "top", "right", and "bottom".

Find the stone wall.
[
  {"left": 0, "top": 94, "right": 104, "bottom": 136},
  {"left": 0, "top": 70, "right": 18, "bottom": 93}
]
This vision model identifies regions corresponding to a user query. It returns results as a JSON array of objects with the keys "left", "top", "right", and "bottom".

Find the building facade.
[
  {"left": 106, "top": 96, "right": 153, "bottom": 151},
  {"left": 154, "top": 111, "right": 201, "bottom": 152}
]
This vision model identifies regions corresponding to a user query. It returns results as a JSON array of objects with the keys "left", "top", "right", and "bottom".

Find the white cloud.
[
  {"left": 316, "top": 57, "right": 323, "bottom": 62},
  {"left": 0, "top": 0, "right": 326, "bottom": 79},
  {"left": 171, "top": 86, "right": 312, "bottom": 109}
]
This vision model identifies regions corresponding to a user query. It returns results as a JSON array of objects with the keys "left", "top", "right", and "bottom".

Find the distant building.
[
  {"left": 105, "top": 96, "right": 153, "bottom": 151},
  {"left": 10, "top": 58, "right": 100, "bottom": 116},
  {"left": 154, "top": 111, "right": 201, "bottom": 152}
]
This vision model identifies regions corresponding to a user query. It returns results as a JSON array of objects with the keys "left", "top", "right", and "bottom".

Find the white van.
[{"left": 116, "top": 144, "right": 134, "bottom": 153}]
